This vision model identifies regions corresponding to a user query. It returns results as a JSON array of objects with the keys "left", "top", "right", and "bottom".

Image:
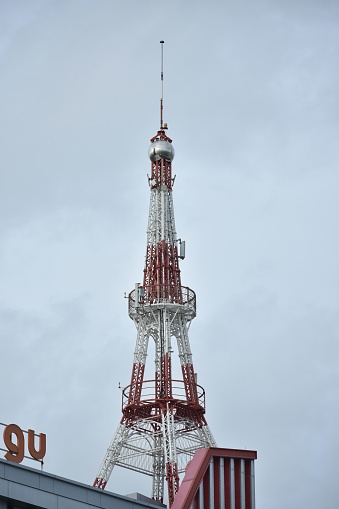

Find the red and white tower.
[{"left": 94, "top": 42, "right": 216, "bottom": 507}]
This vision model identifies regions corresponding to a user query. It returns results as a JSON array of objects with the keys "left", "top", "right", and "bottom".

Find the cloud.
[{"left": 0, "top": 1, "right": 338, "bottom": 508}]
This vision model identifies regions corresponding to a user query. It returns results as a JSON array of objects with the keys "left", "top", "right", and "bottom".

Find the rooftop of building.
[{"left": 0, "top": 458, "right": 165, "bottom": 509}]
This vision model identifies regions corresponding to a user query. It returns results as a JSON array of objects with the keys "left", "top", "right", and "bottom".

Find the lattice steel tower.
[{"left": 94, "top": 42, "right": 216, "bottom": 507}]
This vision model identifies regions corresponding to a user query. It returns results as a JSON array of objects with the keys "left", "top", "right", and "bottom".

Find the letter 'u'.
[{"left": 28, "top": 429, "right": 46, "bottom": 461}]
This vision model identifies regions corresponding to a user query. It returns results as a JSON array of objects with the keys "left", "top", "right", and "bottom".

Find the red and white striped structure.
[
  {"left": 172, "top": 448, "right": 257, "bottom": 509},
  {"left": 93, "top": 42, "right": 216, "bottom": 507}
]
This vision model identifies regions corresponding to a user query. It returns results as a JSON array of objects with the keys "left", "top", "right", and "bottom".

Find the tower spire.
[
  {"left": 93, "top": 44, "right": 216, "bottom": 508},
  {"left": 160, "top": 40, "right": 164, "bottom": 129}
]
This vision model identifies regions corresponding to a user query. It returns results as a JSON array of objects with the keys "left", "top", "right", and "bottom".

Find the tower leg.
[
  {"left": 94, "top": 423, "right": 131, "bottom": 489},
  {"left": 162, "top": 405, "right": 179, "bottom": 507},
  {"left": 176, "top": 315, "right": 199, "bottom": 404},
  {"left": 151, "top": 429, "right": 164, "bottom": 502},
  {"left": 128, "top": 318, "right": 149, "bottom": 404}
]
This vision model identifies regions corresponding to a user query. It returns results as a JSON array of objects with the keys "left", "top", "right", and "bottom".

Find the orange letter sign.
[
  {"left": 28, "top": 429, "right": 46, "bottom": 461},
  {"left": 3, "top": 424, "right": 25, "bottom": 463}
]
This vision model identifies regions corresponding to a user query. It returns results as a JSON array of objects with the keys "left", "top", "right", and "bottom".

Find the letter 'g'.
[{"left": 3, "top": 424, "right": 24, "bottom": 463}]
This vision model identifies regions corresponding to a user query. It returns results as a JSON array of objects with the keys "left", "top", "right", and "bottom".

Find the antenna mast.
[{"left": 160, "top": 40, "right": 164, "bottom": 129}]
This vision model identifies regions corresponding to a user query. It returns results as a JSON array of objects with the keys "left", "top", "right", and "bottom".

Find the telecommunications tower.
[{"left": 94, "top": 42, "right": 216, "bottom": 507}]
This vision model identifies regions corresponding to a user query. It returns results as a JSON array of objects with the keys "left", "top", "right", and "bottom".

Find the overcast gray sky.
[{"left": 1, "top": 1, "right": 338, "bottom": 508}]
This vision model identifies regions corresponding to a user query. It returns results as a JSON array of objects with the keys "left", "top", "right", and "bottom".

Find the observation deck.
[
  {"left": 122, "top": 379, "right": 206, "bottom": 420},
  {"left": 128, "top": 285, "right": 196, "bottom": 320}
]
